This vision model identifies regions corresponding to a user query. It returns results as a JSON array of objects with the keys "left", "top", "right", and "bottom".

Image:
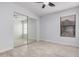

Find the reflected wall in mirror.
[{"left": 60, "top": 15, "right": 76, "bottom": 37}]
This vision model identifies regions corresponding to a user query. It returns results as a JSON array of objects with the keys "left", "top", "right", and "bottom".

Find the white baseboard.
[
  {"left": 40, "top": 39, "right": 79, "bottom": 48},
  {"left": 0, "top": 48, "right": 13, "bottom": 53}
]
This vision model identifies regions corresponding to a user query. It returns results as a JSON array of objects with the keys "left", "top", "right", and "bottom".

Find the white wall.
[
  {"left": 40, "top": 7, "right": 79, "bottom": 47},
  {"left": 0, "top": 2, "right": 39, "bottom": 52}
]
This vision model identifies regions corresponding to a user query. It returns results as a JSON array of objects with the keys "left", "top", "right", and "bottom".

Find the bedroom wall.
[
  {"left": 0, "top": 2, "right": 39, "bottom": 52},
  {"left": 40, "top": 6, "right": 79, "bottom": 47}
]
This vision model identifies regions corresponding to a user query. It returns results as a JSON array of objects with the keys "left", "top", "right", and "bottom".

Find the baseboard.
[
  {"left": 40, "top": 39, "right": 79, "bottom": 48},
  {"left": 0, "top": 48, "right": 13, "bottom": 53}
]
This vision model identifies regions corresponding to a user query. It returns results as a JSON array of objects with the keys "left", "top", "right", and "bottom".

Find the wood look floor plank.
[{"left": 0, "top": 41, "right": 79, "bottom": 57}]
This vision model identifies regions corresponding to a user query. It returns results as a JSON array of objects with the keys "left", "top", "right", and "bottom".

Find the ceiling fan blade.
[
  {"left": 48, "top": 2, "right": 55, "bottom": 7},
  {"left": 42, "top": 4, "right": 45, "bottom": 8}
]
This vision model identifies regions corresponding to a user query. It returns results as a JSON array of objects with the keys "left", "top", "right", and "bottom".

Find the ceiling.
[{"left": 15, "top": 2, "right": 79, "bottom": 17}]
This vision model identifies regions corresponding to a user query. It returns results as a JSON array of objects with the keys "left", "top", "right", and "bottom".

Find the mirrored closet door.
[
  {"left": 14, "top": 12, "right": 37, "bottom": 47},
  {"left": 14, "top": 12, "right": 27, "bottom": 47},
  {"left": 27, "top": 17, "right": 37, "bottom": 44}
]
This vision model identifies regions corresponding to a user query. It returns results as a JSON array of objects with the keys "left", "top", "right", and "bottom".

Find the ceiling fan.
[{"left": 36, "top": 2, "right": 55, "bottom": 9}]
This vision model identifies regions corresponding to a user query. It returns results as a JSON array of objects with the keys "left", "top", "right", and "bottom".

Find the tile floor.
[{"left": 0, "top": 41, "right": 79, "bottom": 57}]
